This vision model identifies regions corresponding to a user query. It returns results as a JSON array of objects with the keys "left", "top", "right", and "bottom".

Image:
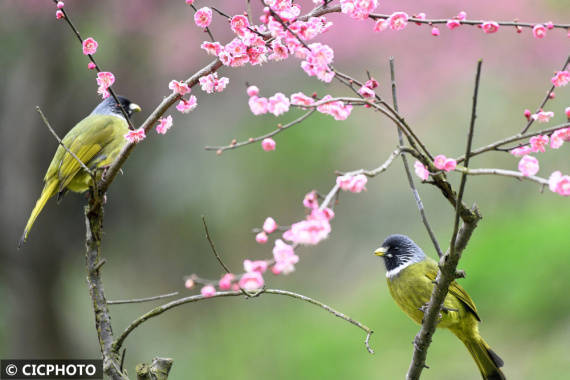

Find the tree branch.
[
  {"left": 113, "top": 288, "right": 374, "bottom": 355},
  {"left": 406, "top": 60, "right": 483, "bottom": 379}
]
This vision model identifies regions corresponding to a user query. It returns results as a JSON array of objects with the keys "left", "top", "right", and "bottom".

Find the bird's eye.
[{"left": 386, "top": 253, "right": 393, "bottom": 258}]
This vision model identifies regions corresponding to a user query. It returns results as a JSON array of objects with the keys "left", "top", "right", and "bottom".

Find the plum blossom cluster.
[
  {"left": 96, "top": 71, "right": 115, "bottom": 99},
  {"left": 358, "top": 78, "right": 379, "bottom": 98},
  {"left": 374, "top": 12, "right": 409, "bottom": 32},
  {"left": 340, "top": 0, "right": 378, "bottom": 20},
  {"left": 199, "top": 73, "right": 229, "bottom": 94},
  {"left": 198, "top": 3, "right": 333, "bottom": 82},
  {"left": 247, "top": 86, "right": 354, "bottom": 121},
  {"left": 255, "top": 217, "right": 279, "bottom": 244}
]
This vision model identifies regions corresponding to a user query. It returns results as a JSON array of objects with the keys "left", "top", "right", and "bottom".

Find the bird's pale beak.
[
  {"left": 129, "top": 103, "right": 142, "bottom": 113},
  {"left": 374, "top": 246, "right": 387, "bottom": 256}
]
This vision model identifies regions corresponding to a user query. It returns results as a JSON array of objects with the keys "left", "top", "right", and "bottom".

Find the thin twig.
[
  {"left": 521, "top": 54, "right": 569, "bottom": 134},
  {"left": 191, "top": 4, "right": 216, "bottom": 42},
  {"left": 112, "top": 288, "right": 374, "bottom": 355},
  {"left": 108, "top": 292, "right": 180, "bottom": 305},
  {"left": 457, "top": 123, "right": 569, "bottom": 163},
  {"left": 36, "top": 106, "right": 94, "bottom": 178},
  {"left": 456, "top": 167, "right": 549, "bottom": 186},
  {"left": 319, "top": 147, "right": 406, "bottom": 211},
  {"left": 389, "top": 58, "right": 443, "bottom": 258},
  {"left": 201, "top": 216, "right": 232, "bottom": 274},
  {"left": 205, "top": 110, "right": 315, "bottom": 152}
]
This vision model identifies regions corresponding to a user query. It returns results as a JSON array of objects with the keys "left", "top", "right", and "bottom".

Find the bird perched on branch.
[
  {"left": 374, "top": 234, "right": 505, "bottom": 380},
  {"left": 19, "top": 96, "right": 141, "bottom": 247}
]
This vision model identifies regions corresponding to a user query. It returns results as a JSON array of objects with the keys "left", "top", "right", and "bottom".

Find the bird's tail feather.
[
  {"left": 462, "top": 335, "right": 506, "bottom": 380},
  {"left": 19, "top": 180, "right": 58, "bottom": 248}
]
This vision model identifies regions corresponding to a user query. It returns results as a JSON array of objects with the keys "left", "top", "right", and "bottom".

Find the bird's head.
[
  {"left": 92, "top": 96, "right": 141, "bottom": 119},
  {"left": 374, "top": 234, "right": 426, "bottom": 277}
]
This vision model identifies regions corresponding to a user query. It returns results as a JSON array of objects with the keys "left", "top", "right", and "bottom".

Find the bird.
[
  {"left": 374, "top": 234, "right": 505, "bottom": 380},
  {"left": 19, "top": 96, "right": 141, "bottom": 247}
]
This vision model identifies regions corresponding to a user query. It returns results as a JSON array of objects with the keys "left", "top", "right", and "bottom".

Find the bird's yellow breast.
[{"left": 386, "top": 260, "right": 477, "bottom": 333}]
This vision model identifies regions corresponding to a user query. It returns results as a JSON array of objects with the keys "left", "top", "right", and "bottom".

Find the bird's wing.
[
  {"left": 425, "top": 268, "right": 481, "bottom": 321},
  {"left": 54, "top": 116, "right": 118, "bottom": 192}
]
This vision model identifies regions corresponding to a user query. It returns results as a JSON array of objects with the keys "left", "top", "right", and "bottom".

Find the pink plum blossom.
[
  {"left": 510, "top": 145, "right": 533, "bottom": 157},
  {"left": 566, "top": 107, "right": 570, "bottom": 120},
  {"left": 545, "top": 21, "right": 554, "bottom": 29},
  {"left": 185, "top": 0, "right": 194, "bottom": 4},
  {"left": 272, "top": 239, "right": 299, "bottom": 275},
  {"left": 374, "top": 19, "right": 390, "bottom": 32},
  {"left": 249, "top": 96, "right": 269, "bottom": 115},
  {"left": 433, "top": 155, "right": 457, "bottom": 172},
  {"left": 551, "top": 71, "right": 569, "bottom": 87},
  {"left": 550, "top": 128, "right": 568, "bottom": 149},
  {"left": 56, "top": 1, "right": 64, "bottom": 9},
  {"left": 431, "top": 27, "right": 440, "bottom": 36},
  {"left": 255, "top": 232, "right": 268, "bottom": 244},
  {"left": 518, "top": 155, "right": 539, "bottom": 176},
  {"left": 218, "top": 273, "right": 235, "bottom": 290},
  {"left": 156, "top": 115, "right": 173, "bottom": 135},
  {"left": 169, "top": 80, "right": 190, "bottom": 96},
  {"left": 124, "top": 128, "right": 146, "bottom": 143},
  {"left": 238, "top": 271, "right": 264, "bottom": 291},
  {"left": 199, "top": 73, "right": 229, "bottom": 94},
  {"left": 290, "top": 92, "right": 315, "bottom": 107},
  {"left": 336, "top": 174, "right": 368, "bottom": 193},
  {"left": 283, "top": 210, "right": 331, "bottom": 246},
  {"left": 457, "top": 11, "right": 467, "bottom": 21},
  {"left": 244, "top": 259, "right": 268, "bottom": 273},
  {"left": 201, "top": 41, "right": 223, "bottom": 56},
  {"left": 268, "top": 93, "right": 290, "bottom": 116},
  {"left": 56, "top": 10, "right": 64, "bottom": 19},
  {"left": 200, "top": 285, "right": 216, "bottom": 297},
  {"left": 247, "top": 85, "right": 259, "bottom": 97},
  {"left": 365, "top": 78, "right": 379, "bottom": 89},
  {"left": 96, "top": 71, "right": 115, "bottom": 99},
  {"left": 82, "top": 37, "right": 98, "bottom": 55},
  {"left": 481, "top": 21, "right": 499, "bottom": 34},
  {"left": 268, "top": 40, "right": 289, "bottom": 61},
  {"left": 176, "top": 96, "right": 198, "bottom": 113},
  {"left": 532, "top": 24, "right": 547, "bottom": 39},
  {"left": 261, "top": 138, "right": 276, "bottom": 151},
  {"left": 263, "top": 217, "right": 278, "bottom": 234},
  {"left": 358, "top": 85, "right": 375, "bottom": 98},
  {"left": 548, "top": 171, "right": 570, "bottom": 196},
  {"left": 529, "top": 135, "right": 549, "bottom": 152},
  {"left": 184, "top": 278, "right": 195, "bottom": 289},
  {"left": 446, "top": 20, "right": 461, "bottom": 30},
  {"left": 414, "top": 161, "right": 429, "bottom": 180},
  {"left": 531, "top": 110, "right": 554, "bottom": 123},
  {"left": 194, "top": 7, "right": 212, "bottom": 28},
  {"left": 230, "top": 15, "right": 250, "bottom": 37},
  {"left": 303, "top": 191, "right": 318, "bottom": 209},
  {"left": 388, "top": 12, "right": 409, "bottom": 31},
  {"left": 524, "top": 109, "right": 532, "bottom": 120},
  {"left": 340, "top": 0, "right": 378, "bottom": 20},
  {"left": 87, "top": 62, "right": 96, "bottom": 70},
  {"left": 316, "top": 95, "right": 352, "bottom": 120}
]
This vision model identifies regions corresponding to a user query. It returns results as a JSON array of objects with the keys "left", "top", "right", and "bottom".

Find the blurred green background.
[{"left": 1, "top": 1, "right": 569, "bottom": 379}]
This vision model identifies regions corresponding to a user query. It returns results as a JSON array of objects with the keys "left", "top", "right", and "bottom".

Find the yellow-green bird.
[
  {"left": 374, "top": 234, "right": 505, "bottom": 380},
  {"left": 19, "top": 96, "right": 141, "bottom": 247}
]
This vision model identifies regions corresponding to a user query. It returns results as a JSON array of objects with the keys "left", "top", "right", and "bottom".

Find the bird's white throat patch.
[{"left": 385, "top": 260, "right": 415, "bottom": 278}]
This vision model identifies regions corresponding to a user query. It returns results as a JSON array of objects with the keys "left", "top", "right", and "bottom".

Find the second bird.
[{"left": 19, "top": 96, "right": 141, "bottom": 247}]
